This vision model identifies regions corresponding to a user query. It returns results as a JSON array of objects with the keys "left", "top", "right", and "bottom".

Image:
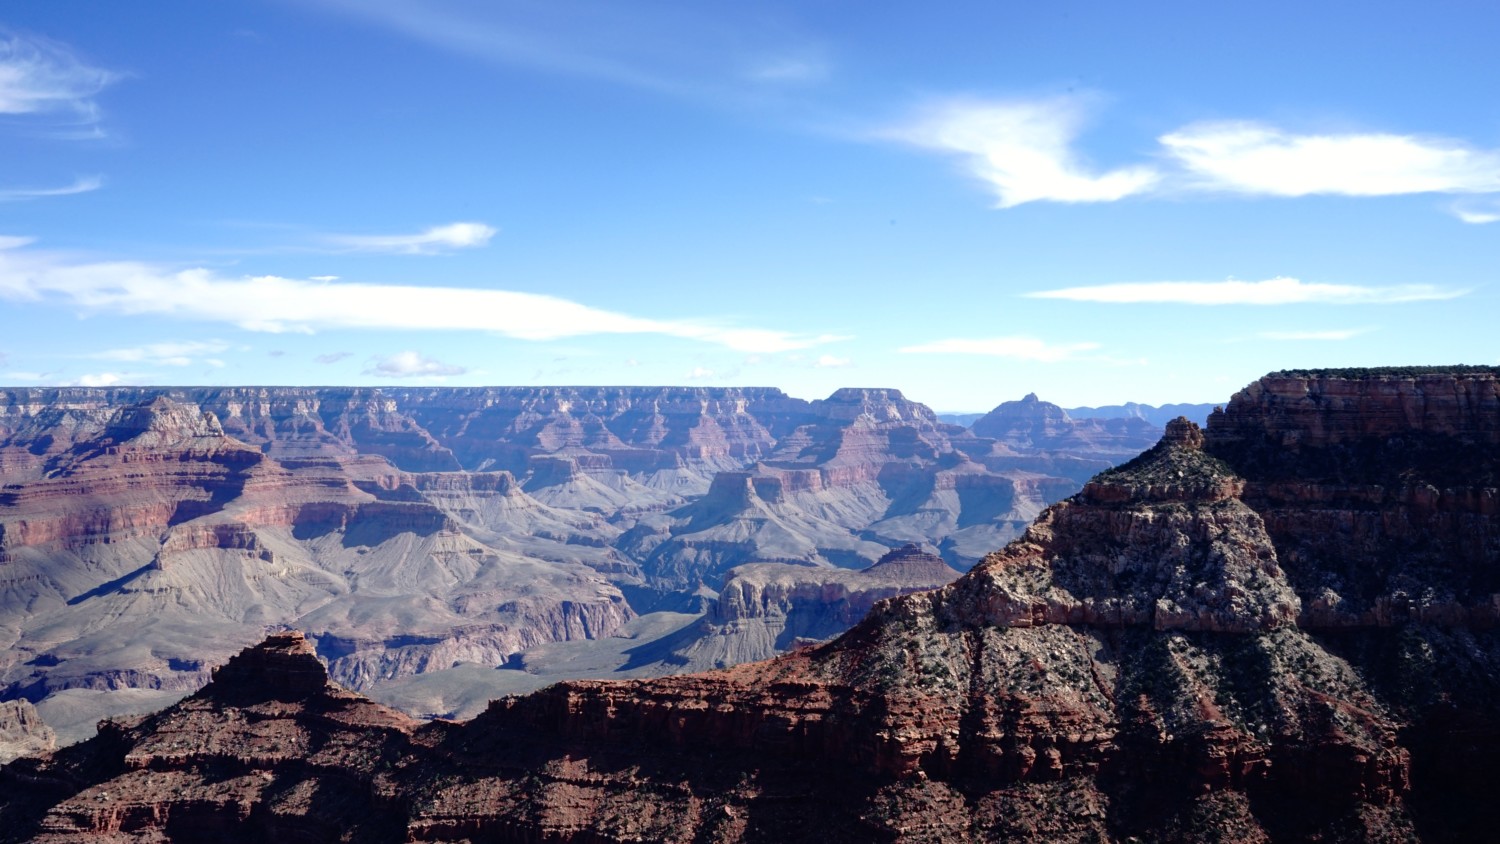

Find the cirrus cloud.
[
  {"left": 1028, "top": 277, "right": 1467, "bottom": 306},
  {"left": 0, "top": 175, "right": 102, "bottom": 201},
  {"left": 88, "top": 339, "right": 230, "bottom": 367},
  {"left": 898, "top": 336, "right": 1100, "bottom": 362},
  {"left": 0, "top": 238, "right": 839, "bottom": 354},
  {"left": 0, "top": 30, "right": 117, "bottom": 123},
  {"left": 1257, "top": 328, "right": 1373, "bottom": 341},
  {"left": 323, "top": 222, "right": 497, "bottom": 255}
]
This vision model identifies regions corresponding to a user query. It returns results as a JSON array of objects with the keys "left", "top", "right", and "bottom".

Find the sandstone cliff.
[
  {"left": 0, "top": 385, "right": 1155, "bottom": 749},
  {"left": 4, "top": 368, "right": 1499, "bottom": 841}
]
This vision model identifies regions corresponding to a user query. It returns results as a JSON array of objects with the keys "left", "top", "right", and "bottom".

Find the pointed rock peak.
[
  {"left": 1082, "top": 418, "right": 1240, "bottom": 504},
  {"left": 1162, "top": 416, "right": 1204, "bottom": 450},
  {"left": 1022, "top": 392, "right": 1040, "bottom": 402},
  {"left": 202, "top": 631, "right": 331, "bottom": 704}
]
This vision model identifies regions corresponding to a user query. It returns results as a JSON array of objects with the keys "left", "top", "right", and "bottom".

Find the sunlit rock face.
[
  {"left": 5, "top": 368, "right": 1500, "bottom": 842},
  {"left": 0, "top": 385, "right": 1126, "bottom": 738}
]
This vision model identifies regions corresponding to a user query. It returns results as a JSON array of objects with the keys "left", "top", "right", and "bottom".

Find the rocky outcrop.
[
  {"left": 5, "top": 369, "right": 1500, "bottom": 841},
  {"left": 971, "top": 392, "right": 1162, "bottom": 460},
  {"left": 0, "top": 700, "right": 55, "bottom": 764},
  {"left": 660, "top": 544, "right": 960, "bottom": 669},
  {"left": 1206, "top": 368, "right": 1500, "bottom": 629}
]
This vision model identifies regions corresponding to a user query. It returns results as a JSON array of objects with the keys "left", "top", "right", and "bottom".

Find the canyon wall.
[{"left": 4, "top": 368, "right": 1499, "bottom": 841}]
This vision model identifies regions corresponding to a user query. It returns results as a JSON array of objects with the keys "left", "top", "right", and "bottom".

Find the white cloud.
[
  {"left": 1161, "top": 122, "right": 1500, "bottom": 197},
  {"left": 1258, "top": 328, "right": 1373, "bottom": 341},
  {"left": 0, "top": 31, "right": 116, "bottom": 123},
  {"left": 90, "top": 340, "right": 230, "bottom": 366},
  {"left": 309, "top": 274, "right": 340, "bottom": 282},
  {"left": 1454, "top": 208, "right": 1500, "bottom": 224},
  {"left": 0, "top": 175, "right": 102, "bottom": 201},
  {"left": 69, "top": 372, "right": 133, "bottom": 387},
  {"left": 0, "top": 242, "right": 833, "bottom": 354},
  {"left": 883, "top": 97, "right": 1160, "bottom": 207},
  {"left": 1029, "top": 277, "right": 1466, "bottom": 306},
  {"left": 814, "top": 354, "right": 851, "bottom": 368},
  {"left": 685, "top": 366, "right": 715, "bottom": 380},
  {"left": 1451, "top": 198, "right": 1500, "bottom": 224},
  {"left": 365, "top": 351, "right": 466, "bottom": 378},
  {"left": 324, "top": 222, "right": 497, "bottom": 255},
  {"left": 898, "top": 336, "right": 1100, "bottom": 362}
]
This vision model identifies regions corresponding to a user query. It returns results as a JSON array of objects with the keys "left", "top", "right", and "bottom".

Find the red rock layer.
[{"left": 8, "top": 370, "right": 1500, "bottom": 842}]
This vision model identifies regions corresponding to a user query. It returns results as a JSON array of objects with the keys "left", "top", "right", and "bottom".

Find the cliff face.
[
  {"left": 1, "top": 386, "right": 1117, "bottom": 739},
  {"left": 0, "top": 700, "right": 55, "bottom": 765},
  {"left": 658, "top": 544, "right": 960, "bottom": 670},
  {"left": 5, "top": 369, "right": 1500, "bottom": 842},
  {"left": 0, "top": 395, "right": 635, "bottom": 708}
]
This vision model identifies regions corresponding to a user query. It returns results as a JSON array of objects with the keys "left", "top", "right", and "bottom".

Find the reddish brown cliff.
[{"left": 5, "top": 369, "right": 1500, "bottom": 841}]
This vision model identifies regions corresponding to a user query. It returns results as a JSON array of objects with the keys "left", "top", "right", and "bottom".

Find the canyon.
[
  {"left": 1, "top": 367, "right": 1497, "bottom": 841},
  {"left": 0, "top": 386, "right": 1156, "bottom": 739}
]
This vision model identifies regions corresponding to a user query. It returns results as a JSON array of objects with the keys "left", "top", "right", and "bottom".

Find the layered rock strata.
[
  {"left": 4, "top": 369, "right": 1499, "bottom": 841},
  {"left": 0, "top": 385, "right": 1158, "bottom": 745}
]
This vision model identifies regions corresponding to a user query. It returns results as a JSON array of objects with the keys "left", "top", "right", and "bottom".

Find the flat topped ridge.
[
  {"left": 106, "top": 396, "right": 225, "bottom": 440},
  {"left": 204, "top": 631, "right": 331, "bottom": 703},
  {"left": 1268, "top": 365, "right": 1500, "bottom": 380},
  {"left": 1206, "top": 367, "right": 1500, "bottom": 463},
  {"left": 863, "top": 543, "right": 955, "bottom": 580}
]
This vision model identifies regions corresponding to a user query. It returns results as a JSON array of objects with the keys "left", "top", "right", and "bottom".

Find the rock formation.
[
  {"left": 0, "top": 700, "right": 55, "bottom": 765},
  {"left": 0, "top": 385, "right": 1154, "bottom": 748},
  {"left": 4, "top": 368, "right": 1499, "bottom": 841},
  {"left": 651, "top": 543, "right": 960, "bottom": 670}
]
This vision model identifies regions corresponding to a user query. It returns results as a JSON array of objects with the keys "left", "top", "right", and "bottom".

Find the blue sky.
[{"left": 1, "top": 1, "right": 1496, "bottom": 410}]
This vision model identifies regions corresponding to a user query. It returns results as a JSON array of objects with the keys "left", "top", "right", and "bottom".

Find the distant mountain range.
[{"left": 941, "top": 399, "right": 1219, "bottom": 429}]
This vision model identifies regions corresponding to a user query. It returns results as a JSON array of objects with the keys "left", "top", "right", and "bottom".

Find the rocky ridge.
[
  {"left": 3, "top": 368, "right": 1499, "bottom": 841},
  {"left": 0, "top": 385, "right": 1144, "bottom": 744}
]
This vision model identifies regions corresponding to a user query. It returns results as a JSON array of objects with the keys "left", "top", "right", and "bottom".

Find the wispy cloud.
[
  {"left": 882, "top": 97, "right": 1160, "bottom": 207},
  {"left": 0, "top": 239, "right": 838, "bottom": 353},
  {"left": 744, "top": 55, "right": 827, "bottom": 84},
  {"left": 685, "top": 366, "right": 715, "bottom": 380},
  {"left": 1028, "top": 277, "right": 1467, "bottom": 306},
  {"left": 882, "top": 95, "right": 1500, "bottom": 216},
  {"left": 89, "top": 339, "right": 230, "bottom": 366},
  {"left": 364, "top": 351, "right": 465, "bottom": 378},
  {"left": 309, "top": 0, "right": 825, "bottom": 103},
  {"left": 0, "top": 30, "right": 117, "bottom": 130},
  {"left": 813, "top": 354, "right": 851, "bottom": 368},
  {"left": 1258, "top": 328, "right": 1374, "bottom": 341},
  {"left": 1161, "top": 122, "right": 1500, "bottom": 197},
  {"left": 315, "top": 351, "right": 352, "bottom": 364},
  {"left": 323, "top": 222, "right": 497, "bottom": 255},
  {"left": 1451, "top": 198, "right": 1500, "bottom": 224},
  {"left": 898, "top": 336, "right": 1100, "bottom": 362},
  {"left": 0, "top": 175, "right": 102, "bottom": 201}
]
